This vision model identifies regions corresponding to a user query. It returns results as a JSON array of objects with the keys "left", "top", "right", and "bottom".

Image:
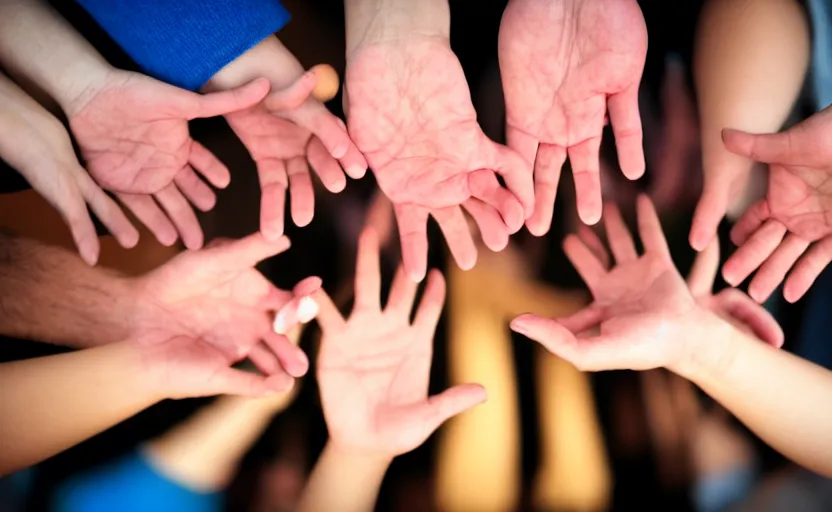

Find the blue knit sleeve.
[{"left": 75, "top": 0, "right": 291, "bottom": 90}]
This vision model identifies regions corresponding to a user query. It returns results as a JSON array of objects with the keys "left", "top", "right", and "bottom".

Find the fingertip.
[
  {"left": 346, "top": 164, "right": 367, "bottom": 179},
  {"left": 579, "top": 206, "right": 602, "bottom": 226},
  {"left": 264, "top": 373, "right": 295, "bottom": 395},
  {"left": 510, "top": 314, "right": 535, "bottom": 335},
  {"left": 79, "top": 243, "right": 99, "bottom": 266}
]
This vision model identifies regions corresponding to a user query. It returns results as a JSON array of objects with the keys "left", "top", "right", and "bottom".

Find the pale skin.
[
  {"left": 297, "top": 228, "right": 486, "bottom": 512},
  {"left": 344, "top": 0, "right": 533, "bottom": 281},
  {"left": 511, "top": 195, "right": 832, "bottom": 478},
  {"left": 499, "top": 0, "right": 648, "bottom": 231}
]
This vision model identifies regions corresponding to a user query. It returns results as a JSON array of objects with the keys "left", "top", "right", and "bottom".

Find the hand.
[
  {"left": 346, "top": 37, "right": 533, "bottom": 280},
  {"left": 68, "top": 70, "right": 270, "bottom": 249},
  {"left": 719, "top": 106, "right": 832, "bottom": 303},
  {"left": 510, "top": 195, "right": 776, "bottom": 373},
  {"left": 499, "top": 0, "right": 647, "bottom": 232},
  {"left": 0, "top": 74, "right": 138, "bottom": 265},
  {"left": 141, "top": 336, "right": 295, "bottom": 400},
  {"left": 132, "top": 233, "right": 321, "bottom": 379},
  {"left": 315, "top": 228, "right": 487, "bottom": 456}
]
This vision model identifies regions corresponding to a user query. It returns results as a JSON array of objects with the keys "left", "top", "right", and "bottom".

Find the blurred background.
[{"left": 1, "top": 0, "right": 830, "bottom": 510}]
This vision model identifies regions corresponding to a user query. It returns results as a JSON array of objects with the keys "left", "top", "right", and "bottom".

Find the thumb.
[
  {"left": 206, "top": 232, "right": 291, "bottom": 269},
  {"left": 511, "top": 314, "right": 595, "bottom": 368},
  {"left": 713, "top": 288, "right": 785, "bottom": 349},
  {"left": 263, "top": 72, "right": 316, "bottom": 112},
  {"left": 396, "top": 384, "right": 487, "bottom": 438},
  {"left": 187, "top": 77, "right": 270, "bottom": 119},
  {"left": 689, "top": 175, "right": 732, "bottom": 251},
  {"left": 200, "top": 366, "right": 295, "bottom": 398},
  {"left": 722, "top": 128, "right": 794, "bottom": 164}
]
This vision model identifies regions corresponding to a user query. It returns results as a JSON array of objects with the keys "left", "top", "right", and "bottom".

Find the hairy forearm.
[
  {"left": 0, "top": 0, "right": 112, "bottom": 115},
  {"left": 694, "top": 0, "right": 809, "bottom": 195},
  {"left": 344, "top": 0, "right": 450, "bottom": 56},
  {"left": 0, "top": 341, "right": 159, "bottom": 475},
  {"left": 0, "top": 235, "right": 137, "bottom": 348},
  {"left": 297, "top": 442, "right": 391, "bottom": 512},
  {"left": 676, "top": 317, "right": 832, "bottom": 477}
]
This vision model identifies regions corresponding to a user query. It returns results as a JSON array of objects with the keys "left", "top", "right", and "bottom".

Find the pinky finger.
[
  {"left": 117, "top": 193, "right": 178, "bottom": 246},
  {"left": 462, "top": 198, "right": 509, "bottom": 252},
  {"left": 784, "top": 237, "right": 832, "bottom": 303},
  {"left": 63, "top": 201, "right": 101, "bottom": 266},
  {"left": 81, "top": 180, "right": 139, "bottom": 249}
]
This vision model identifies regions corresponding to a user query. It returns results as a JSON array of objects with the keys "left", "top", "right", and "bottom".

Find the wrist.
[
  {"left": 325, "top": 441, "right": 394, "bottom": 470},
  {"left": 345, "top": 0, "right": 450, "bottom": 58},
  {"left": 54, "top": 60, "right": 118, "bottom": 119},
  {"left": 204, "top": 35, "right": 303, "bottom": 93},
  {"left": 668, "top": 308, "right": 739, "bottom": 383}
]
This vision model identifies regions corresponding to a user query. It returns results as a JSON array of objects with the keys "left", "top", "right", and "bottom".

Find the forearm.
[
  {"left": 344, "top": 0, "right": 450, "bottom": 55},
  {"left": 0, "top": 0, "right": 112, "bottom": 116},
  {"left": 0, "top": 341, "right": 159, "bottom": 475},
  {"left": 675, "top": 317, "right": 832, "bottom": 477},
  {"left": 297, "top": 442, "right": 391, "bottom": 512},
  {"left": 694, "top": 0, "right": 809, "bottom": 192},
  {"left": 204, "top": 35, "right": 305, "bottom": 93},
  {"left": 0, "top": 235, "right": 138, "bottom": 348}
]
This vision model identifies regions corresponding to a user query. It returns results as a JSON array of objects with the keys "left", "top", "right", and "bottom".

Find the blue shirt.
[{"left": 75, "top": 0, "right": 291, "bottom": 90}]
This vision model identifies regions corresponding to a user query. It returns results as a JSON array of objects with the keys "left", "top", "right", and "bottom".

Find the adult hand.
[
  {"left": 346, "top": 37, "right": 533, "bottom": 280},
  {"left": 131, "top": 233, "right": 321, "bottom": 379},
  {"left": 68, "top": 70, "right": 270, "bottom": 249},
  {"left": 315, "top": 228, "right": 487, "bottom": 457},
  {"left": 720, "top": 105, "right": 832, "bottom": 303},
  {"left": 510, "top": 195, "right": 776, "bottom": 373},
  {"left": 499, "top": 0, "right": 647, "bottom": 232},
  {"left": 0, "top": 74, "right": 138, "bottom": 265}
]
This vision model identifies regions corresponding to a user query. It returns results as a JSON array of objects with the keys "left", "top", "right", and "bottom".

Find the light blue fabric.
[
  {"left": 694, "top": 466, "right": 757, "bottom": 512},
  {"left": 54, "top": 450, "right": 222, "bottom": 512},
  {"left": 808, "top": 0, "right": 832, "bottom": 109}
]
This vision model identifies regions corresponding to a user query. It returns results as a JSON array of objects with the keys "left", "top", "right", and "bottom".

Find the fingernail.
[
  {"left": 273, "top": 310, "right": 287, "bottom": 334},
  {"left": 297, "top": 296, "right": 319, "bottom": 323},
  {"left": 510, "top": 318, "right": 528, "bottom": 335}
]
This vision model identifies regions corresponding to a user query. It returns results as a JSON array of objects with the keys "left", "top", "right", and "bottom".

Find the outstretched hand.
[
  {"left": 719, "top": 105, "right": 832, "bottom": 303},
  {"left": 315, "top": 228, "right": 486, "bottom": 457},
  {"left": 346, "top": 37, "right": 533, "bottom": 280},
  {"left": 131, "top": 233, "right": 321, "bottom": 380},
  {"left": 68, "top": 71, "right": 270, "bottom": 249},
  {"left": 499, "top": 0, "right": 647, "bottom": 232},
  {"left": 510, "top": 195, "right": 780, "bottom": 373}
]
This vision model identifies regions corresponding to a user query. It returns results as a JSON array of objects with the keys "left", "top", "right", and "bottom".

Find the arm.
[
  {"left": 675, "top": 319, "right": 832, "bottom": 478},
  {"left": 0, "top": 235, "right": 137, "bottom": 348},
  {"left": 344, "top": 0, "right": 450, "bottom": 55},
  {"left": 298, "top": 444, "right": 390, "bottom": 512}
]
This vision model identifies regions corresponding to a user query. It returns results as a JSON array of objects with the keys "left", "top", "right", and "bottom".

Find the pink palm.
[
  {"left": 345, "top": 38, "right": 534, "bottom": 280},
  {"left": 721, "top": 105, "right": 832, "bottom": 303},
  {"left": 499, "top": 0, "right": 647, "bottom": 232},
  {"left": 315, "top": 229, "right": 486, "bottom": 456}
]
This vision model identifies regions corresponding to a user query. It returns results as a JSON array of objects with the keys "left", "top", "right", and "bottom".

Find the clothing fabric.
[
  {"left": 808, "top": 0, "right": 832, "bottom": 109},
  {"left": 75, "top": 0, "right": 291, "bottom": 90}
]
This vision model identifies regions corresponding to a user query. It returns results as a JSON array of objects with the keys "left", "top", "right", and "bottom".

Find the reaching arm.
[
  {"left": 675, "top": 320, "right": 832, "bottom": 478},
  {"left": 297, "top": 445, "right": 390, "bottom": 512}
]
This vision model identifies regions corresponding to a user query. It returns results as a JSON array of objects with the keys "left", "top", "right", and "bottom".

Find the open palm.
[
  {"left": 132, "top": 233, "right": 321, "bottom": 379},
  {"left": 721, "top": 105, "right": 832, "bottom": 303},
  {"left": 68, "top": 71, "right": 269, "bottom": 249},
  {"left": 499, "top": 0, "right": 647, "bottom": 231},
  {"left": 315, "top": 228, "right": 486, "bottom": 456},
  {"left": 346, "top": 37, "right": 533, "bottom": 280}
]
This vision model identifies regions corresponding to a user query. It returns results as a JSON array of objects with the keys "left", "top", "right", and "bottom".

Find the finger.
[
  {"left": 722, "top": 219, "right": 788, "bottom": 287},
  {"left": 730, "top": 200, "right": 770, "bottom": 247},
  {"left": 432, "top": 206, "right": 477, "bottom": 271},
  {"left": 687, "top": 238, "right": 721, "bottom": 297},
  {"left": 607, "top": 85, "right": 646, "bottom": 180},
  {"left": 391, "top": 384, "right": 487, "bottom": 440},
  {"left": 603, "top": 203, "right": 638, "bottom": 263},
  {"left": 563, "top": 233, "right": 607, "bottom": 289},
  {"left": 468, "top": 169, "right": 524, "bottom": 233},
  {"left": 174, "top": 166, "right": 216, "bottom": 212},
  {"left": 287, "top": 157, "right": 315, "bottom": 227},
  {"left": 385, "top": 266, "right": 419, "bottom": 320},
  {"left": 330, "top": 115, "right": 368, "bottom": 178},
  {"left": 80, "top": 177, "right": 139, "bottom": 249},
  {"left": 262, "top": 330, "right": 310, "bottom": 378},
  {"left": 484, "top": 142, "right": 535, "bottom": 218},
  {"left": 273, "top": 295, "right": 321, "bottom": 335},
  {"left": 186, "top": 77, "right": 270, "bottom": 119},
  {"left": 576, "top": 225, "right": 611, "bottom": 269},
  {"left": 748, "top": 234, "right": 810, "bottom": 303},
  {"left": 783, "top": 236, "right": 832, "bottom": 303},
  {"left": 395, "top": 204, "right": 429, "bottom": 282},
  {"left": 117, "top": 193, "right": 178, "bottom": 246},
  {"left": 413, "top": 269, "right": 446, "bottom": 335},
  {"left": 353, "top": 227, "right": 382, "bottom": 312},
  {"left": 690, "top": 177, "right": 732, "bottom": 251},
  {"left": 505, "top": 125, "right": 539, "bottom": 169},
  {"left": 714, "top": 288, "right": 785, "bottom": 348},
  {"left": 155, "top": 184, "right": 204, "bottom": 249},
  {"left": 256, "top": 159, "right": 289, "bottom": 240},
  {"left": 262, "top": 71, "right": 316, "bottom": 111},
  {"left": 290, "top": 103, "right": 351, "bottom": 160},
  {"left": 636, "top": 194, "right": 671, "bottom": 260},
  {"left": 568, "top": 135, "right": 604, "bottom": 225},
  {"left": 462, "top": 198, "right": 510, "bottom": 252},
  {"left": 207, "top": 231, "right": 291, "bottom": 270},
  {"left": 189, "top": 141, "right": 231, "bottom": 189},
  {"left": 526, "top": 143, "right": 567, "bottom": 236},
  {"left": 62, "top": 198, "right": 101, "bottom": 266},
  {"left": 555, "top": 305, "right": 605, "bottom": 334},
  {"left": 722, "top": 128, "right": 793, "bottom": 164},
  {"left": 204, "top": 366, "right": 295, "bottom": 398},
  {"left": 248, "top": 343, "right": 282, "bottom": 375},
  {"left": 312, "top": 288, "right": 346, "bottom": 333},
  {"left": 307, "top": 136, "right": 347, "bottom": 193},
  {"left": 292, "top": 276, "right": 324, "bottom": 298}
]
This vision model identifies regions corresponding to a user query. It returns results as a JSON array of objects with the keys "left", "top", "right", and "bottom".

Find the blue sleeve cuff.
[{"left": 76, "top": 0, "right": 291, "bottom": 90}]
